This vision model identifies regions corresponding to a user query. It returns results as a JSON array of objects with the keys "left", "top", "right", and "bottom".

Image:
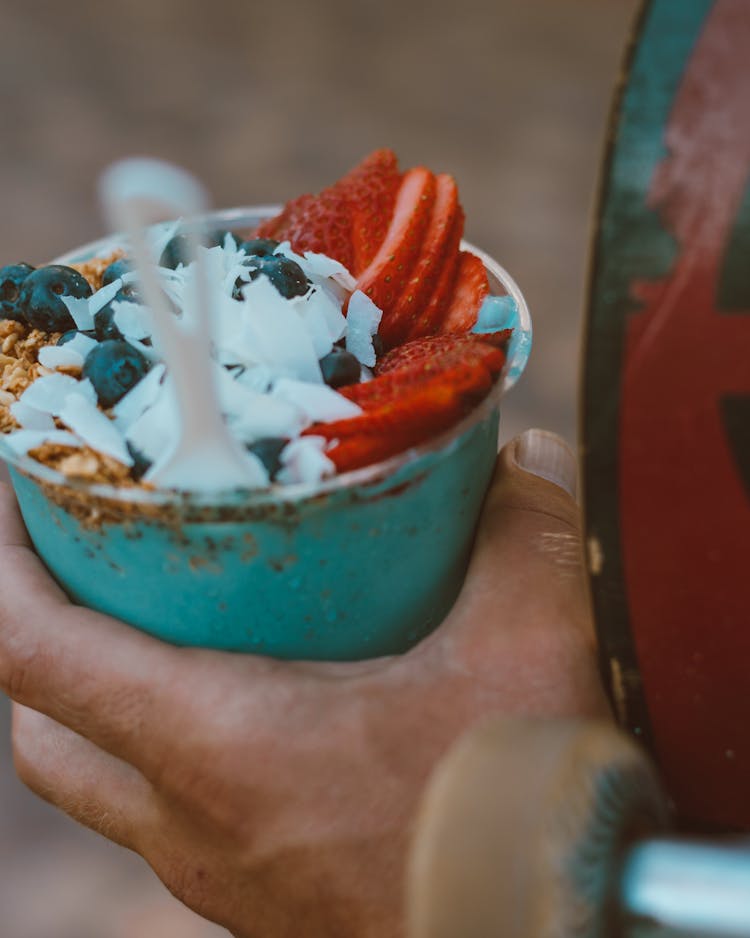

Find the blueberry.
[
  {"left": 240, "top": 254, "right": 309, "bottom": 300},
  {"left": 19, "top": 265, "right": 92, "bottom": 332},
  {"left": 372, "top": 333, "right": 385, "bottom": 359},
  {"left": 0, "top": 263, "right": 36, "bottom": 322},
  {"left": 246, "top": 437, "right": 289, "bottom": 481},
  {"left": 319, "top": 348, "right": 361, "bottom": 388},
  {"left": 101, "top": 258, "right": 132, "bottom": 287},
  {"left": 82, "top": 340, "right": 149, "bottom": 408},
  {"left": 159, "top": 230, "right": 227, "bottom": 269},
  {"left": 93, "top": 302, "right": 124, "bottom": 342},
  {"left": 57, "top": 328, "right": 96, "bottom": 346},
  {"left": 238, "top": 238, "right": 279, "bottom": 258}
]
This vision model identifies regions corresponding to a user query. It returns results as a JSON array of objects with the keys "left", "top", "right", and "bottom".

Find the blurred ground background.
[{"left": 0, "top": 0, "right": 638, "bottom": 935}]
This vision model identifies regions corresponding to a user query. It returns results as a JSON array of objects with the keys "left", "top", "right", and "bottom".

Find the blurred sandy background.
[{"left": 0, "top": 0, "right": 638, "bottom": 935}]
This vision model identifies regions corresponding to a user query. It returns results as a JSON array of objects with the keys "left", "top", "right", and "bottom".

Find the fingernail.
[{"left": 514, "top": 429, "right": 577, "bottom": 498}]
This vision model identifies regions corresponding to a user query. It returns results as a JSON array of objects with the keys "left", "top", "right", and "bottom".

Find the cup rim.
[{"left": 1, "top": 206, "right": 532, "bottom": 508}]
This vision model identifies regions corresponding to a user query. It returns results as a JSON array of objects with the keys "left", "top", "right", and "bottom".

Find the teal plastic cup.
[{"left": 2, "top": 209, "right": 531, "bottom": 660}]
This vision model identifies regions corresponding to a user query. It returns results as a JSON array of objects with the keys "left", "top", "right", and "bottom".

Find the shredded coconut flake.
[
  {"left": 272, "top": 378, "right": 361, "bottom": 424},
  {"left": 112, "top": 301, "right": 153, "bottom": 341},
  {"left": 58, "top": 393, "right": 133, "bottom": 466},
  {"left": 346, "top": 290, "right": 383, "bottom": 367},
  {"left": 62, "top": 295, "right": 95, "bottom": 331},
  {"left": 277, "top": 435, "right": 335, "bottom": 485},
  {"left": 10, "top": 401, "right": 56, "bottom": 431},
  {"left": 4, "top": 428, "right": 81, "bottom": 457},
  {"left": 38, "top": 345, "right": 85, "bottom": 371}
]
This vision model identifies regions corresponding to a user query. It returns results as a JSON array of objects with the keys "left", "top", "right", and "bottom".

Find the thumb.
[
  {"left": 445, "top": 428, "right": 590, "bottom": 645},
  {"left": 468, "top": 430, "right": 581, "bottom": 585},
  {"left": 434, "top": 429, "right": 605, "bottom": 717}
]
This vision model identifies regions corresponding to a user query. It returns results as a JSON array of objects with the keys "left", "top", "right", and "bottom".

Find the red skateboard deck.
[{"left": 583, "top": 0, "right": 750, "bottom": 831}]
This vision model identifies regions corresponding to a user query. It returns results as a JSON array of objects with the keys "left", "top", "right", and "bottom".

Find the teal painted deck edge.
[{"left": 583, "top": 0, "right": 712, "bottom": 739}]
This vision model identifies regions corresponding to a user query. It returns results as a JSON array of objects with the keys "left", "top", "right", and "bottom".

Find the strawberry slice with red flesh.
[
  {"left": 354, "top": 167, "right": 437, "bottom": 350},
  {"left": 438, "top": 250, "right": 490, "bottom": 334},
  {"left": 256, "top": 188, "right": 354, "bottom": 271},
  {"left": 338, "top": 149, "right": 401, "bottom": 274},
  {"left": 253, "top": 150, "right": 401, "bottom": 275},
  {"left": 374, "top": 329, "right": 511, "bottom": 380},
  {"left": 379, "top": 173, "right": 461, "bottom": 345},
  {"left": 404, "top": 203, "right": 465, "bottom": 341},
  {"left": 306, "top": 332, "right": 509, "bottom": 472}
]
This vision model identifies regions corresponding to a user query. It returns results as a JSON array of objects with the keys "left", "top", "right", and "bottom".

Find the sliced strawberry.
[
  {"left": 253, "top": 150, "right": 401, "bottom": 275},
  {"left": 305, "top": 332, "right": 509, "bottom": 472},
  {"left": 337, "top": 149, "right": 401, "bottom": 274},
  {"left": 355, "top": 167, "right": 437, "bottom": 349},
  {"left": 263, "top": 189, "right": 354, "bottom": 271},
  {"left": 378, "top": 173, "right": 461, "bottom": 345},
  {"left": 403, "top": 204, "right": 464, "bottom": 341},
  {"left": 373, "top": 330, "right": 511, "bottom": 380},
  {"left": 438, "top": 250, "right": 490, "bottom": 333}
]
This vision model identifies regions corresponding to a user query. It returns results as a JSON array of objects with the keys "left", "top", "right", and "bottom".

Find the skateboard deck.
[{"left": 583, "top": 0, "right": 750, "bottom": 830}]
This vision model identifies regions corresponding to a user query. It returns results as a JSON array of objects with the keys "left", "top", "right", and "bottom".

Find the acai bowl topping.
[{"left": 0, "top": 150, "right": 518, "bottom": 492}]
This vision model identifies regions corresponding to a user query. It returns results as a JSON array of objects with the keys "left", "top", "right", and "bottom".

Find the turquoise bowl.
[{"left": 2, "top": 209, "right": 531, "bottom": 660}]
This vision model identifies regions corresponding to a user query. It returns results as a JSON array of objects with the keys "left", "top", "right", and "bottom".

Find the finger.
[
  {"left": 12, "top": 702, "right": 158, "bottom": 851},
  {"left": 460, "top": 429, "right": 584, "bottom": 603},
  {"left": 435, "top": 429, "right": 607, "bottom": 714},
  {"left": 0, "top": 484, "right": 284, "bottom": 784}
]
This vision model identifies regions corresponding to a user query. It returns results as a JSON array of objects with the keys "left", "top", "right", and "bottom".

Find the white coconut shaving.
[
  {"left": 88, "top": 278, "right": 122, "bottom": 316},
  {"left": 271, "top": 378, "right": 361, "bottom": 424},
  {"left": 10, "top": 401, "right": 56, "bottom": 431},
  {"left": 276, "top": 436, "right": 336, "bottom": 485},
  {"left": 3, "top": 428, "right": 81, "bottom": 456},
  {"left": 346, "top": 290, "right": 383, "bottom": 367},
  {"left": 112, "top": 301, "right": 153, "bottom": 341},
  {"left": 124, "top": 376, "right": 179, "bottom": 465},
  {"left": 61, "top": 294, "right": 95, "bottom": 331},
  {"left": 58, "top": 393, "right": 133, "bottom": 466},
  {"left": 37, "top": 344, "right": 85, "bottom": 370},
  {"left": 19, "top": 373, "right": 97, "bottom": 415}
]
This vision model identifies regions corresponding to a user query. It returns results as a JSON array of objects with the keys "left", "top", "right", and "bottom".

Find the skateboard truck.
[{"left": 407, "top": 717, "right": 750, "bottom": 938}]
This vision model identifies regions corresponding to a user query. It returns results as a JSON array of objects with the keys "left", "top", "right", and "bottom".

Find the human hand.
[{"left": 2, "top": 429, "right": 609, "bottom": 938}]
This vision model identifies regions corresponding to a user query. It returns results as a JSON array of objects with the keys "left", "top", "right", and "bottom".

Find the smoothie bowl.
[{"left": 0, "top": 151, "right": 531, "bottom": 660}]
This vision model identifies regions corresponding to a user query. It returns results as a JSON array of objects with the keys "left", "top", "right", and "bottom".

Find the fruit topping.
[
  {"left": 159, "top": 230, "right": 227, "bottom": 269},
  {"left": 237, "top": 254, "right": 309, "bottom": 300},
  {"left": 338, "top": 149, "right": 402, "bottom": 273},
  {"left": 255, "top": 149, "right": 401, "bottom": 276},
  {"left": 82, "top": 340, "right": 150, "bottom": 408},
  {"left": 246, "top": 437, "right": 289, "bottom": 481},
  {"left": 254, "top": 151, "right": 492, "bottom": 343},
  {"left": 0, "top": 263, "right": 36, "bottom": 322},
  {"left": 319, "top": 347, "right": 361, "bottom": 389},
  {"left": 380, "top": 173, "right": 461, "bottom": 345},
  {"left": 355, "top": 167, "right": 437, "bottom": 348},
  {"left": 0, "top": 150, "right": 518, "bottom": 488},
  {"left": 93, "top": 301, "right": 124, "bottom": 342},
  {"left": 439, "top": 251, "right": 490, "bottom": 334},
  {"left": 238, "top": 238, "right": 279, "bottom": 258},
  {"left": 101, "top": 258, "right": 132, "bottom": 287},
  {"left": 305, "top": 332, "right": 509, "bottom": 472},
  {"left": 19, "top": 265, "right": 92, "bottom": 332}
]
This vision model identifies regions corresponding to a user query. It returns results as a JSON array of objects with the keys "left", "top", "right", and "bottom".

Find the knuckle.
[{"left": 2, "top": 637, "right": 45, "bottom": 703}]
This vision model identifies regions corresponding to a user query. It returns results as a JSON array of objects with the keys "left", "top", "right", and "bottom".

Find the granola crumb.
[
  {"left": 70, "top": 249, "right": 124, "bottom": 292},
  {"left": 28, "top": 443, "right": 134, "bottom": 485}
]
